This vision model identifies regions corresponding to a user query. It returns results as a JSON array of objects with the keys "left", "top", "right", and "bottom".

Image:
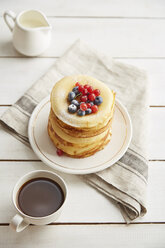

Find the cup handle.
[
  {"left": 10, "top": 214, "right": 29, "bottom": 232},
  {"left": 3, "top": 10, "right": 16, "bottom": 32}
]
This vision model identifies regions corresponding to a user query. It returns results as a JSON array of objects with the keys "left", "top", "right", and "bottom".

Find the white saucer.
[{"left": 28, "top": 96, "right": 132, "bottom": 175}]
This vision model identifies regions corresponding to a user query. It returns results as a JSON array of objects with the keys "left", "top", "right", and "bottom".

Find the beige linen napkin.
[{"left": 0, "top": 40, "right": 148, "bottom": 222}]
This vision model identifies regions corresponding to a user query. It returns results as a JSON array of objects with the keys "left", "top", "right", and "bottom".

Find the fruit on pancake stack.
[{"left": 48, "top": 75, "right": 115, "bottom": 158}]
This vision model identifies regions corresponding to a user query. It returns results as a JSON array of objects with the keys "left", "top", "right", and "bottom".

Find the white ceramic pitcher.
[{"left": 3, "top": 10, "right": 52, "bottom": 56}]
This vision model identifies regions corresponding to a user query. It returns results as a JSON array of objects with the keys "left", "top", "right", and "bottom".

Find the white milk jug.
[{"left": 3, "top": 10, "right": 52, "bottom": 56}]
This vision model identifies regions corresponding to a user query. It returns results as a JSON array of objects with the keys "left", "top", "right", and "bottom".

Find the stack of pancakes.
[{"left": 48, "top": 75, "right": 115, "bottom": 158}]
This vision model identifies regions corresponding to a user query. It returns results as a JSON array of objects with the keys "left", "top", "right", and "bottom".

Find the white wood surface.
[
  {"left": 0, "top": 0, "right": 165, "bottom": 17},
  {"left": 1, "top": 17, "right": 165, "bottom": 58},
  {"left": 0, "top": 0, "right": 164, "bottom": 247},
  {"left": 1, "top": 225, "right": 165, "bottom": 248}
]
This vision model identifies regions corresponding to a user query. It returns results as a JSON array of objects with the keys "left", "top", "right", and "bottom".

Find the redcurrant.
[
  {"left": 88, "top": 86, "right": 94, "bottom": 93},
  {"left": 88, "top": 93, "right": 96, "bottom": 101},
  {"left": 91, "top": 105, "right": 98, "bottom": 113},
  {"left": 93, "top": 89, "right": 100, "bottom": 96},
  {"left": 84, "top": 84, "right": 89, "bottom": 89},
  {"left": 80, "top": 103, "right": 87, "bottom": 111},
  {"left": 78, "top": 85, "right": 84, "bottom": 93},
  {"left": 86, "top": 103, "right": 91, "bottom": 108},
  {"left": 80, "top": 95, "right": 88, "bottom": 102},
  {"left": 82, "top": 88, "right": 88, "bottom": 95},
  {"left": 57, "top": 149, "right": 63, "bottom": 156}
]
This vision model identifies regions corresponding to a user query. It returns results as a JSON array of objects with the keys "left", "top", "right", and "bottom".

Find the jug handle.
[{"left": 3, "top": 10, "right": 16, "bottom": 32}]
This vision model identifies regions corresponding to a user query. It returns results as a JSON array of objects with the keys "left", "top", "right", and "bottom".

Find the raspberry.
[
  {"left": 93, "top": 89, "right": 100, "bottom": 96},
  {"left": 80, "top": 103, "right": 87, "bottom": 111},
  {"left": 88, "top": 93, "right": 96, "bottom": 101},
  {"left": 57, "top": 149, "right": 63, "bottom": 156},
  {"left": 88, "top": 86, "right": 94, "bottom": 94},
  {"left": 80, "top": 95, "right": 88, "bottom": 102},
  {"left": 91, "top": 105, "right": 98, "bottom": 113}
]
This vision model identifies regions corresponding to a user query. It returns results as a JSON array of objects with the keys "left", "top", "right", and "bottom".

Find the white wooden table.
[{"left": 0, "top": 1, "right": 165, "bottom": 247}]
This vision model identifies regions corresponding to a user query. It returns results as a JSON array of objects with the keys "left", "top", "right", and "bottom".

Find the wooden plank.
[
  {"left": 0, "top": 106, "right": 164, "bottom": 160},
  {"left": 0, "top": 224, "right": 165, "bottom": 248},
  {"left": 0, "top": 58, "right": 55, "bottom": 104},
  {"left": 1, "top": 0, "right": 165, "bottom": 17},
  {"left": 0, "top": 107, "right": 38, "bottom": 160},
  {"left": 0, "top": 125, "right": 38, "bottom": 160},
  {"left": 149, "top": 108, "right": 165, "bottom": 159},
  {"left": 0, "top": 161, "right": 165, "bottom": 223},
  {"left": 0, "top": 58, "right": 165, "bottom": 105},
  {"left": 1, "top": 18, "right": 165, "bottom": 57}
]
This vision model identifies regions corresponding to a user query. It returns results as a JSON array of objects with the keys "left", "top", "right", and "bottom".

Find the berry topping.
[
  {"left": 91, "top": 105, "right": 98, "bottom": 113},
  {"left": 88, "top": 93, "right": 96, "bottom": 101},
  {"left": 82, "top": 88, "right": 88, "bottom": 95},
  {"left": 85, "top": 108, "right": 92, "bottom": 115},
  {"left": 80, "top": 95, "right": 88, "bottom": 102},
  {"left": 93, "top": 89, "right": 100, "bottom": 96},
  {"left": 67, "top": 82, "right": 103, "bottom": 116},
  {"left": 94, "top": 96, "right": 103, "bottom": 105},
  {"left": 77, "top": 109, "right": 85, "bottom": 116},
  {"left": 71, "top": 99, "right": 79, "bottom": 107},
  {"left": 57, "top": 149, "right": 63, "bottom": 156},
  {"left": 72, "top": 86, "right": 79, "bottom": 95},
  {"left": 80, "top": 103, "right": 87, "bottom": 111},
  {"left": 68, "top": 104, "right": 77, "bottom": 113},
  {"left": 68, "top": 91, "right": 76, "bottom": 101},
  {"left": 78, "top": 85, "right": 84, "bottom": 93},
  {"left": 88, "top": 86, "right": 94, "bottom": 93}
]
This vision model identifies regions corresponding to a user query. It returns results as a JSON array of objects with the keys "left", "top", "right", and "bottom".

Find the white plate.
[{"left": 28, "top": 96, "right": 132, "bottom": 175}]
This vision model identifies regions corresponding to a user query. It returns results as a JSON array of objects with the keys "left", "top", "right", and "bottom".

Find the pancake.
[
  {"left": 49, "top": 111, "right": 112, "bottom": 145},
  {"left": 48, "top": 121, "right": 111, "bottom": 158},
  {"left": 48, "top": 75, "right": 115, "bottom": 158},
  {"left": 49, "top": 108, "right": 114, "bottom": 138}
]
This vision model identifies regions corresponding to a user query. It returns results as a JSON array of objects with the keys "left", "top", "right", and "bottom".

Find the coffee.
[{"left": 18, "top": 178, "right": 64, "bottom": 217}]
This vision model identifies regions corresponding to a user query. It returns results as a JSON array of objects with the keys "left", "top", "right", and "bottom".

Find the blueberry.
[
  {"left": 72, "top": 86, "right": 79, "bottom": 92},
  {"left": 68, "top": 91, "right": 76, "bottom": 102},
  {"left": 85, "top": 108, "right": 92, "bottom": 115},
  {"left": 68, "top": 104, "right": 77, "bottom": 113},
  {"left": 77, "top": 109, "right": 85, "bottom": 116},
  {"left": 72, "top": 86, "right": 79, "bottom": 95},
  {"left": 94, "top": 96, "right": 103, "bottom": 105},
  {"left": 71, "top": 99, "right": 79, "bottom": 107}
]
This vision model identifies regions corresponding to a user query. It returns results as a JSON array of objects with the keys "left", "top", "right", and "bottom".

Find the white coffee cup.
[{"left": 10, "top": 170, "right": 67, "bottom": 232}]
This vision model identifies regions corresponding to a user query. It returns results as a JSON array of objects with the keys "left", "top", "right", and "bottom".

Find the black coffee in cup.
[{"left": 18, "top": 178, "right": 64, "bottom": 217}]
